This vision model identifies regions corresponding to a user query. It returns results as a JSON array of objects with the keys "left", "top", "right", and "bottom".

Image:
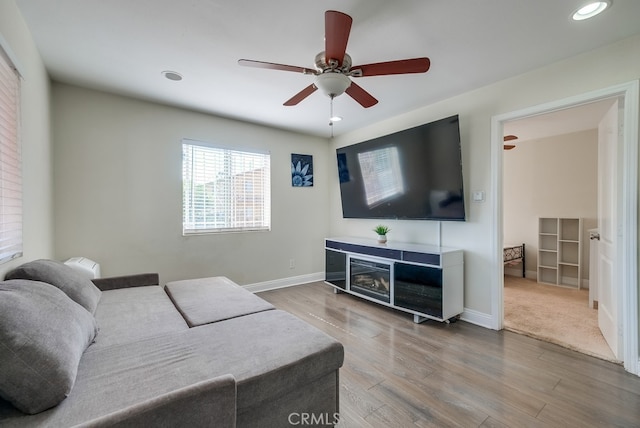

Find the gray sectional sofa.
[{"left": 0, "top": 260, "right": 344, "bottom": 427}]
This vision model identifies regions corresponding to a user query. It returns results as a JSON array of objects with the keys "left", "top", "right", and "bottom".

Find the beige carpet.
[{"left": 503, "top": 276, "right": 619, "bottom": 363}]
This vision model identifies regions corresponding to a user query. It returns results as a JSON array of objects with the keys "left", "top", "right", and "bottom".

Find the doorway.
[
  {"left": 501, "top": 99, "right": 614, "bottom": 360},
  {"left": 490, "top": 81, "right": 639, "bottom": 375}
]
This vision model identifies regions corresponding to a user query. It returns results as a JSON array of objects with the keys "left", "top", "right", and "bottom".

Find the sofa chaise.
[{"left": 0, "top": 260, "right": 344, "bottom": 427}]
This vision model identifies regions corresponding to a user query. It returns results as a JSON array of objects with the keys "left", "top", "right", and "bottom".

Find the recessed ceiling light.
[
  {"left": 330, "top": 116, "right": 342, "bottom": 122},
  {"left": 162, "top": 70, "right": 183, "bottom": 81},
  {"left": 572, "top": 1, "right": 611, "bottom": 21}
]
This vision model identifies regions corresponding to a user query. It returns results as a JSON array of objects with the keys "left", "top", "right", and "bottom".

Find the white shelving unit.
[{"left": 537, "top": 217, "right": 582, "bottom": 288}]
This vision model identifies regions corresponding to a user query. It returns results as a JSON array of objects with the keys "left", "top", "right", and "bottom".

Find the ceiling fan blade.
[
  {"left": 503, "top": 135, "right": 518, "bottom": 141},
  {"left": 325, "top": 10, "right": 352, "bottom": 66},
  {"left": 504, "top": 144, "right": 516, "bottom": 150},
  {"left": 238, "top": 59, "right": 318, "bottom": 75},
  {"left": 352, "top": 58, "right": 431, "bottom": 77},
  {"left": 345, "top": 82, "right": 378, "bottom": 108},
  {"left": 283, "top": 84, "right": 318, "bottom": 106}
]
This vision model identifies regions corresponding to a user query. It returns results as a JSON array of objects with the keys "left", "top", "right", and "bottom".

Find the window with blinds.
[
  {"left": 182, "top": 140, "right": 271, "bottom": 234},
  {"left": 0, "top": 46, "right": 22, "bottom": 264}
]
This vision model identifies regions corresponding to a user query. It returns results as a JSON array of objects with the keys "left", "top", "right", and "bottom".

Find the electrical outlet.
[{"left": 289, "top": 259, "right": 295, "bottom": 269}]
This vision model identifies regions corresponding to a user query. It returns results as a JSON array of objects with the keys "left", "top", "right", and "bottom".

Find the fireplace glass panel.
[{"left": 349, "top": 258, "right": 391, "bottom": 303}]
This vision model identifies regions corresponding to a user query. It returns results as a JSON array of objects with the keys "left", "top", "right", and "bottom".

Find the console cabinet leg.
[{"left": 413, "top": 314, "right": 428, "bottom": 324}]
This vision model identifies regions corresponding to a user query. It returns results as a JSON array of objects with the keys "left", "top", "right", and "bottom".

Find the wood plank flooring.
[{"left": 258, "top": 282, "right": 640, "bottom": 427}]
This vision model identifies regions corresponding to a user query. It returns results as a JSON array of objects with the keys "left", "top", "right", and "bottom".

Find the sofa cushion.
[
  {"left": 0, "top": 279, "right": 98, "bottom": 414},
  {"left": 5, "top": 259, "right": 102, "bottom": 314},
  {"left": 73, "top": 375, "right": 237, "bottom": 428},
  {"left": 0, "top": 310, "right": 343, "bottom": 426},
  {"left": 91, "top": 286, "right": 189, "bottom": 350},
  {"left": 165, "top": 277, "right": 274, "bottom": 326}
]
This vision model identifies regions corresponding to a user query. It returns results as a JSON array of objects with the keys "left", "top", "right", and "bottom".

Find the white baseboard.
[
  {"left": 460, "top": 308, "right": 493, "bottom": 329},
  {"left": 244, "top": 272, "right": 324, "bottom": 293}
]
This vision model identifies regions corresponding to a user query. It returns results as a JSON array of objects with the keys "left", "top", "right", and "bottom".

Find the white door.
[{"left": 597, "top": 99, "right": 622, "bottom": 359}]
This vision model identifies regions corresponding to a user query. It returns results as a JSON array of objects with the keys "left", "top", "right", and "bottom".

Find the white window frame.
[
  {"left": 0, "top": 38, "right": 23, "bottom": 264},
  {"left": 182, "top": 139, "right": 271, "bottom": 235}
]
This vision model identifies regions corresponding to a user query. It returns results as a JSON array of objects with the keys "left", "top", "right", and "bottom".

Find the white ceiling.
[
  {"left": 503, "top": 98, "right": 617, "bottom": 144},
  {"left": 14, "top": 0, "right": 640, "bottom": 138}
]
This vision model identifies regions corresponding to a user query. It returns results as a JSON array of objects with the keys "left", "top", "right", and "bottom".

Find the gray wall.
[
  {"left": 329, "top": 34, "right": 640, "bottom": 321},
  {"left": 504, "top": 129, "right": 598, "bottom": 281},
  {"left": 0, "top": 1, "right": 53, "bottom": 277},
  {"left": 8, "top": 0, "right": 639, "bottom": 327},
  {"left": 52, "top": 84, "right": 329, "bottom": 285}
]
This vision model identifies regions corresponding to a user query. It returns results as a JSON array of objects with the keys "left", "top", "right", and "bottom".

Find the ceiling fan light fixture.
[
  {"left": 315, "top": 72, "right": 351, "bottom": 97},
  {"left": 572, "top": 1, "right": 611, "bottom": 20}
]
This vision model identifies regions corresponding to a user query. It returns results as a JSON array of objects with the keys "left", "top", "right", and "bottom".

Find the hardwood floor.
[{"left": 258, "top": 282, "right": 640, "bottom": 427}]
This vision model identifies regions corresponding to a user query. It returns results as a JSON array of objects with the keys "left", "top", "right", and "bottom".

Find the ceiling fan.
[
  {"left": 504, "top": 135, "right": 518, "bottom": 150},
  {"left": 238, "top": 10, "right": 431, "bottom": 108}
]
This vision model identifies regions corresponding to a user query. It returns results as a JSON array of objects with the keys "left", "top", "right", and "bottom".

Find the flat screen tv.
[{"left": 336, "top": 115, "right": 465, "bottom": 221}]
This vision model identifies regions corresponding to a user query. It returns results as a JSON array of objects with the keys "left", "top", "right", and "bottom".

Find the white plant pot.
[{"left": 377, "top": 234, "right": 387, "bottom": 244}]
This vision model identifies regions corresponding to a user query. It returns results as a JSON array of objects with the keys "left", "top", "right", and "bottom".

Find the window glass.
[{"left": 182, "top": 140, "right": 271, "bottom": 234}]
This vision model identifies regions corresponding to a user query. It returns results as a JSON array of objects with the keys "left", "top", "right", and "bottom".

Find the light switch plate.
[{"left": 472, "top": 191, "right": 485, "bottom": 202}]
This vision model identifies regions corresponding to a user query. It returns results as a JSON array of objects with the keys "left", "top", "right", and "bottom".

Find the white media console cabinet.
[{"left": 324, "top": 237, "right": 464, "bottom": 323}]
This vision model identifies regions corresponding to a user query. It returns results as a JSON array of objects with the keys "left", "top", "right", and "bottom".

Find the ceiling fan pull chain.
[{"left": 329, "top": 96, "right": 335, "bottom": 138}]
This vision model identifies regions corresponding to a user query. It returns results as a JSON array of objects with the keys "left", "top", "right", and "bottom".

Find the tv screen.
[{"left": 336, "top": 115, "right": 465, "bottom": 221}]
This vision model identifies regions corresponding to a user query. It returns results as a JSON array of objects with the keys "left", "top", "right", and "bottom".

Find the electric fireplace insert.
[{"left": 349, "top": 257, "right": 391, "bottom": 303}]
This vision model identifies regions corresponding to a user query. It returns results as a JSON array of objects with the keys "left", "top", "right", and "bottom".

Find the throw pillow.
[
  {"left": 5, "top": 259, "right": 102, "bottom": 314},
  {"left": 0, "top": 279, "right": 98, "bottom": 414}
]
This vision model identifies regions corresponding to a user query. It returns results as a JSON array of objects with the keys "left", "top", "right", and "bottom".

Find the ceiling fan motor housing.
[{"left": 315, "top": 51, "right": 352, "bottom": 73}]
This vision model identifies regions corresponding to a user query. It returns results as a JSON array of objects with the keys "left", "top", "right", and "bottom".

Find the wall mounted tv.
[{"left": 336, "top": 115, "right": 465, "bottom": 221}]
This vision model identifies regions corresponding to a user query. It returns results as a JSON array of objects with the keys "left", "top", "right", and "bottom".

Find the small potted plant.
[{"left": 373, "top": 225, "right": 390, "bottom": 244}]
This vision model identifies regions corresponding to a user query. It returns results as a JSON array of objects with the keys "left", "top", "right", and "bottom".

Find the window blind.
[
  {"left": 0, "top": 47, "right": 22, "bottom": 263},
  {"left": 182, "top": 141, "right": 271, "bottom": 234}
]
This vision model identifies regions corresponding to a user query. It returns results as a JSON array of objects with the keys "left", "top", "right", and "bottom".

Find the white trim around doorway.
[{"left": 490, "top": 80, "right": 639, "bottom": 375}]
